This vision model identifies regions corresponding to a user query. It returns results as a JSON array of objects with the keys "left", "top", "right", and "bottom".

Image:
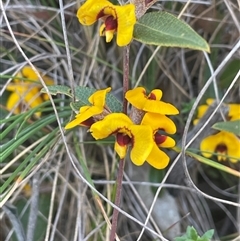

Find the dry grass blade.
[{"left": 1, "top": 0, "right": 239, "bottom": 240}]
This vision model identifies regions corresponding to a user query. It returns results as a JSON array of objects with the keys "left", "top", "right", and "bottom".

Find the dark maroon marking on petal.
[
  {"left": 216, "top": 144, "right": 227, "bottom": 153},
  {"left": 97, "top": 9, "right": 105, "bottom": 19},
  {"left": 116, "top": 133, "right": 131, "bottom": 146},
  {"left": 105, "top": 16, "right": 117, "bottom": 30},
  {"left": 148, "top": 92, "right": 157, "bottom": 100},
  {"left": 97, "top": 6, "right": 118, "bottom": 20},
  {"left": 81, "top": 117, "right": 95, "bottom": 127},
  {"left": 155, "top": 133, "right": 167, "bottom": 145}
]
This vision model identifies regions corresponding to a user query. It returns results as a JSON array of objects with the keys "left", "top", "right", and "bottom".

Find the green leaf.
[
  {"left": 133, "top": 12, "right": 210, "bottom": 52},
  {"left": 75, "top": 86, "right": 122, "bottom": 113},
  {"left": 105, "top": 94, "right": 122, "bottom": 113},
  {"left": 174, "top": 147, "right": 240, "bottom": 177},
  {"left": 175, "top": 226, "right": 214, "bottom": 241},
  {"left": 188, "top": 226, "right": 198, "bottom": 239},
  {"left": 200, "top": 229, "right": 214, "bottom": 241},
  {"left": 74, "top": 86, "right": 96, "bottom": 105},
  {"left": 41, "top": 85, "right": 122, "bottom": 113},
  {"left": 212, "top": 120, "right": 240, "bottom": 135},
  {"left": 40, "top": 85, "right": 72, "bottom": 97}
]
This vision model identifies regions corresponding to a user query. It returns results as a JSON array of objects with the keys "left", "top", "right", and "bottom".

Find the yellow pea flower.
[
  {"left": 194, "top": 99, "right": 240, "bottom": 125},
  {"left": 228, "top": 104, "right": 240, "bottom": 121},
  {"left": 125, "top": 87, "right": 179, "bottom": 115},
  {"left": 77, "top": 0, "right": 136, "bottom": 46},
  {"left": 90, "top": 112, "right": 177, "bottom": 169},
  {"left": 90, "top": 113, "right": 155, "bottom": 167},
  {"left": 200, "top": 131, "right": 240, "bottom": 163},
  {"left": 6, "top": 66, "right": 54, "bottom": 117},
  {"left": 141, "top": 112, "right": 176, "bottom": 169},
  {"left": 65, "top": 87, "right": 111, "bottom": 129}
]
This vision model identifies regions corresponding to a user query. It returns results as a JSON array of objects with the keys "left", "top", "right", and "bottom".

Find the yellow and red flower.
[
  {"left": 194, "top": 99, "right": 240, "bottom": 163},
  {"left": 65, "top": 87, "right": 111, "bottom": 129},
  {"left": 141, "top": 112, "right": 176, "bottom": 169},
  {"left": 6, "top": 66, "right": 54, "bottom": 117},
  {"left": 90, "top": 113, "right": 154, "bottom": 166},
  {"left": 77, "top": 0, "right": 136, "bottom": 46},
  {"left": 125, "top": 87, "right": 179, "bottom": 115},
  {"left": 194, "top": 99, "right": 240, "bottom": 125},
  {"left": 200, "top": 131, "right": 240, "bottom": 163},
  {"left": 90, "top": 111, "right": 177, "bottom": 169},
  {"left": 66, "top": 86, "right": 179, "bottom": 169}
]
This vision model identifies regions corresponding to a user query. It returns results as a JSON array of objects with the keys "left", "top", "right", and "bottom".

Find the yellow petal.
[
  {"left": 126, "top": 87, "right": 178, "bottom": 115},
  {"left": 200, "top": 133, "right": 221, "bottom": 158},
  {"left": 115, "top": 4, "right": 136, "bottom": 46},
  {"left": 42, "top": 93, "right": 50, "bottom": 101},
  {"left": 77, "top": 0, "right": 113, "bottom": 25},
  {"left": 21, "top": 66, "right": 54, "bottom": 85},
  {"left": 102, "top": 5, "right": 117, "bottom": 18},
  {"left": 146, "top": 144, "right": 170, "bottom": 169},
  {"left": 6, "top": 83, "right": 29, "bottom": 93},
  {"left": 217, "top": 152, "right": 227, "bottom": 162},
  {"left": 129, "top": 125, "right": 153, "bottom": 166},
  {"left": 196, "top": 104, "right": 208, "bottom": 119},
  {"left": 24, "top": 88, "right": 43, "bottom": 107},
  {"left": 7, "top": 87, "right": 43, "bottom": 117},
  {"left": 89, "top": 87, "right": 111, "bottom": 106},
  {"left": 65, "top": 88, "right": 111, "bottom": 129},
  {"left": 149, "top": 89, "right": 163, "bottom": 100},
  {"left": 43, "top": 77, "right": 54, "bottom": 85},
  {"left": 105, "top": 29, "right": 115, "bottom": 42},
  {"left": 78, "top": 105, "right": 103, "bottom": 120},
  {"left": 194, "top": 99, "right": 215, "bottom": 125},
  {"left": 90, "top": 113, "right": 133, "bottom": 139},
  {"left": 158, "top": 136, "right": 175, "bottom": 148},
  {"left": 228, "top": 104, "right": 240, "bottom": 121},
  {"left": 99, "top": 16, "right": 117, "bottom": 42},
  {"left": 193, "top": 119, "right": 199, "bottom": 125},
  {"left": 24, "top": 88, "right": 44, "bottom": 117},
  {"left": 6, "top": 66, "right": 53, "bottom": 117},
  {"left": 6, "top": 92, "right": 21, "bottom": 114},
  {"left": 125, "top": 87, "right": 146, "bottom": 110},
  {"left": 99, "top": 23, "right": 106, "bottom": 36},
  {"left": 206, "top": 98, "right": 215, "bottom": 105},
  {"left": 141, "top": 112, "right": 176, "bottom": 134},
  {"left": 220, "top": 131, "right": 240, "bottom": 163},
  {"left": 21, "top": 66, "right": 38, "bottom": 81},
  {"left": 65, "top": 117, "right": 83, "bottom": 129},
  {"left": 114, "top": 141, "right": 128, "bottom": 159},
  {"left": 143, "top": 100, "right": 179, "bottom": 115},
  {"left": 65, "top": 106, "right": 102, "bottom": 129},
  {"left": 200, "top": 131, "right": 240, "bottom": 163},
  {"left": 12, "top": 72, "right": 24, "bottom": 84}
]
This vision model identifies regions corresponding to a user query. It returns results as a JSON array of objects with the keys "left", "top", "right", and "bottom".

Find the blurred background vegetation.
[{"left": 1, "top": 0, "right": 239, "bottom": 240}]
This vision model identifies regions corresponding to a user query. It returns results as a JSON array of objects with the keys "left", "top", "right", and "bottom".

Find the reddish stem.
[
  {"left": 109, "top": 158, "right": 125, "bottom": 241},
  {"left": 109, "top": 45, "right": 130, "bottom": 241}
]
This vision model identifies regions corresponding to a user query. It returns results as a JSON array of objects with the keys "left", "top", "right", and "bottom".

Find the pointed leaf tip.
[{"left": 133, "top": 12, "right": 210, "bottom": 52}]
